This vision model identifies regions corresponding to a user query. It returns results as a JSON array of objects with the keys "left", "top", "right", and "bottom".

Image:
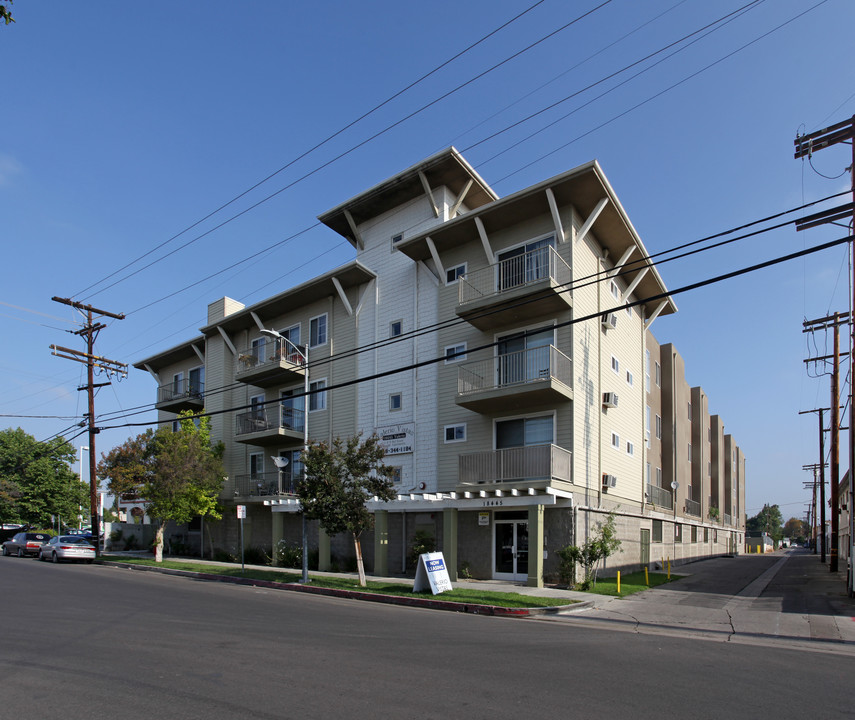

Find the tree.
[
  {"left": 1, "top": 2, "right": 14, "bottom": 26},
  {"left": 97, "top": 413, "right": 225, "bottom": 562},
  {"left": 297, "top": 433, "right": 396, "bottom": 586},
  {"left": 783, "top": 516, "right": 809, "bottom": 543},
  {"left": 0, "top": 428, "right": 88, "bottom": 528},
  {"left": 557, "top": 511, "right": 622, "bottom": 590},
  {"left": 746, "top": 503, "right": 783, "bottom": 541}
]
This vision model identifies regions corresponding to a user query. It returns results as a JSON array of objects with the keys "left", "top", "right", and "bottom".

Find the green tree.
[
  {"left": 557, "top": 511, "right": 622, "bottom": 589},
  {"left": 746, "top": 503, "right": 783, "bottom": 541},
  {"left": 97, "top": 413, "right": 225, "bottom": 562},
  {"left": 298, "top": 433, "right": 396, "bottom": 586},
  {"left": 0, "top": 427, "right": 88, "bottom": 527},
  {"left": 783, "top": 516, "right": 809, "bottom": 543},
  {"left": 1, "top": 2, "right": 14, "bottom": 26}
]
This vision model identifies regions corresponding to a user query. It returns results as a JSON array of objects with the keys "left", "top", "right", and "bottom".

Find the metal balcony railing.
[
  {"left": 458, "top": 345, "right": 572, "bottom": 395},
  {"left": 231, "top": 470, "right": 302, "bottom": 497},
  {"left": 235, "top": 405, "right": 305, "bottom": 437},
  {"left": 235, "top": 337, "right": 306, "bottom": 375},
  {"left": 685, "top": 497, "right": 702, "bottom": 517},
  {"left": 157, "top": 377, "right": 204, "bottom": 404},
  {"left": 458, "top": 245, "right": 571, "bottom": 306},
  {"left": 723, "top": 513, "right": 733, "bottom": 526},
  {"left": 646, "top": 483, "right": 673, "bottom": 510},
  {"left": 458, "top": 443, "right": 572, "bottom": 485}
]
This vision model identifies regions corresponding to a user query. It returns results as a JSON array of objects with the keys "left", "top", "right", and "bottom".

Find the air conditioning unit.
[
  {"left": 603, "top": 392, "right": 619, "bottom": 408},
  {"left": 602, "top": 474, "right": 618, "bottom": 489},
  {"left": 602, "top": 313, "right": 618, "bottom": 330}
]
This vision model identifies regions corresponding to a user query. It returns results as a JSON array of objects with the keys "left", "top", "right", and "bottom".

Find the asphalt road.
[{"left": 1, "top": 556, "right": 850, "bottom": 719}]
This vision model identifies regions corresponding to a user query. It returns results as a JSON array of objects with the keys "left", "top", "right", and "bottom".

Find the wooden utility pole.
[{"left": 50, "top": 298, "right": 126, "bottom": 555}]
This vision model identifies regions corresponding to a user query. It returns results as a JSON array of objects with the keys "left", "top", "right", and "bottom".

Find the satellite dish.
[
  {"left": 271, "top": 456, "right": 289, "bottom": 468},
  {"left": 671, "top": 481, "right": 679, "bottom": 490}
]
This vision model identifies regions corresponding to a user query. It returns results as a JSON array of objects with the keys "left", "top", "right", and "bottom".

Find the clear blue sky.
[{"left": 2, "top": 0, "right": 853, "bottom": 522}]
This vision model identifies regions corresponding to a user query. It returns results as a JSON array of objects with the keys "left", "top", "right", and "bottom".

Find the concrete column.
[
  {"left": 527, "top": 504, "right": 544, "bottom": 588},
  {"left": 442, "top": 508, "right": 458, "bottom": 582},
  {"left": 271, "top": 512, "right": 284, "bottom": 566},
  {"left": 318, "top": 526, "right": 331, "bottom": 572},
  {"left": 374, "top": 510, "right": 389, "bottom": 577}
]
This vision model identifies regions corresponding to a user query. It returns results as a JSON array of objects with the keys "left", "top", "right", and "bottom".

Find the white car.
[{"left": 38, "top": 535, "right": 96, "bottom": 564}]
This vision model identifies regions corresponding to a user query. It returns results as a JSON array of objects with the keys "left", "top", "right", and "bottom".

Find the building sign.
[
  {"left": 236, "top": 505, "right": 246, "bottom": 519},
  {"left": 413, "top": 552, "right": 453, "bottom": 595},
  {"left": 478, "top": 512, "right": 490, "bottom": 526},
  {"left": 375, "top": 422, "right": 415, "bottom": 456}
]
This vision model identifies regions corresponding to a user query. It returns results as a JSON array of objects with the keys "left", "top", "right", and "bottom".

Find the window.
[
  {"left": 625, "top": 302, "right": 632, "bottom": 317},
  {"left": 611, "top": 356, "right": 620, "bottom": 374},
  {"left": 389, "top": 393, "right": 402, "bottom": 411},
  {"left": 250, "top": 394, "right": 265, "bottom": 420},
  {"left": 646, "top": 406, "right": 651, "bottom": 447},
  {"left": 708, "top": 462, "right": 711, "bottom": 476},
  {"left": 655, "top": 414, "right": 662, "bottom": 439},
  {"left": 446, "top": 263, "right": 466, "bottom": 284},
  {"left": 496, "top": 235, "right": 554, "bottom": 290},
  {"left": 309, "top": 379, "right": 327, "bottom": 411},
  {"left": 655, "top": 362, "right": 661, "bottom": 387},
  {"left": 391, "top": 233, "right": 403, "bottom": 245},
  {"left": 626, "top": 441, "right": 634, "bottom": 456},
  {"left": 646, "top": 463, "right": 651, "bottom": 485},
  {"left": 691, "top": 525, "right": 698, "bottom": 543},
  {"left": 250, "top": 452, "right": 264, "bottom": 478},
  {"left": 656, "top": 467, "right": 662, "bottom": 485},
  {"left": 652, "top": 519, "right": 663, "bottom": 543},
  {"left": 444, "top": 343, "right": 467, "bottom": 363},
  {"left": 496, "top": 414, "right": 554, "bottom": 449},
  {"left": 444, "top": 424, "right": 466, "bottom": 443},
  {"left": 390, "top": 320, "right": 403, "bottom": 338},
  {"left": 172, "top": 371, "right": 184, "bottom": 398},
  {"left": 279, "top": 324, "right": 302, "bottom": 361},
  {"left": 189, "top": 366, "right": 204, "bottom": 396},
  {"left": 645, "top": 350, "right": 651, "bottom": 393},
  {"left": 688, "top": 444, "right": 693, "bottom": 462},
  {"left": 171, "top": 420, "right": 180, "bottom": 432},
  {"left": 389, "top": 466, "right": 402, "bottom": 483},
  {"left": 704, "top": 527, "right": 710, "bottom": 543},
  {"left": 626, "top": 370, "right": 634, "bottom": 387},
  {"left": 611, "top": 432, "right": 620, "bottom": 449},
  {"left": 310, "top": 314, "right": 327, "bottom": 347},
  {"left": 688, "top": 402, "right": 692, "bottom": 420},
  {"left": 610, "top": 280, "right": 620, "bottom": 299},
  {"left": 251, "top": 337, "right": 266, "bottom": 363},
  {"left": 675, "top": 523, "right": 683, "bottom": 542}
]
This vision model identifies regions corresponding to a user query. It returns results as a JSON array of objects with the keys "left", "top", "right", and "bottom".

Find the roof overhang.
[
  {"left": 396, "top": 160, "right": 677, "bottom": 319},
  {"left": 133, "top": 337, "right": 205, "bottom": 372},
  {"left": 318, "top": 147, "right": 498, "bottom": 246}
]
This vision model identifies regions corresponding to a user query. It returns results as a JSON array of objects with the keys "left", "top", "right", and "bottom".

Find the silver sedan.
[{"left": 38, "top": 535, "right": 96, "bottom": 564}]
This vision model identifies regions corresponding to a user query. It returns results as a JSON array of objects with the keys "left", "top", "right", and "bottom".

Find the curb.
[{"left": 99, "top": 561, "right": 587, "bottom": 617}]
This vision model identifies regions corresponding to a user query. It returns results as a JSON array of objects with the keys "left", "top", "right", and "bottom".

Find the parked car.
[
  {"left": 38, "top": 535, "right": 96, "bottom": 564},
  {"left": 2, "top": 532, "right": 51, "bottom": 557}
]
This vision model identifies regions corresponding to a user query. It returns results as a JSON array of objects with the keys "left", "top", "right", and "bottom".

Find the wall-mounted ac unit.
[
  {"left": 602, "top": 313, "right": 618, "bottom": 330},
  {"left": 602, "top": 474, "right": 617, "bottom": 489},
  {"left": 603, "top": 392, "right": 619, "bottom": 408}
]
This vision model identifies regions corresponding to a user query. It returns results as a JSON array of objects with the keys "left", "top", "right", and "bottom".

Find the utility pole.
[
  {"left": 50, "top": 297, "right": 126, "bottom": 556},
  {"left": 800, "top": 406, "right": 830, "bottom": 563},
  {"left": 795, "top": 116, "right": 855, "bottom": 590}
]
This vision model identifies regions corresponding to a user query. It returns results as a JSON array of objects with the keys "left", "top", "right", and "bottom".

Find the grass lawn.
[
  {"left": 101, "top": 556, "right": 576, "bottom": 609},
  {"left": 580, "top": 571, "right": 674, "bottom": 596}
]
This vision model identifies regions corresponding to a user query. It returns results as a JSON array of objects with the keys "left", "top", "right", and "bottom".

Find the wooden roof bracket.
[
  {"left": 419, "top": 171, "right": 440, "bottom": 219},
  {"left": 545, "top": 187, "right": 566, "bottom": 243},
  {"left": 575, "top": 197, "right": 609, "bottom": 245}
]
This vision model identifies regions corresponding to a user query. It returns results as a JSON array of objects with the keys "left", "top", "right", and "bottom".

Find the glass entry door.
[{"left": 494, "top": 516, "right": 529, "bottom": 581}]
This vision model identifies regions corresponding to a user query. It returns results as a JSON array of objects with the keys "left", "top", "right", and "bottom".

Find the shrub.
[
  {"left": 557, "top": 512, "right": 622, "bottom": 589},
  {"left": 275, "top": 540, "right": 303, "bottom": 568},
  {"left": 242, "top": 546, "right": 271, "bottom": 566},
  {"left": 408, "top": 530, "right": 436, "bottom": 569}
]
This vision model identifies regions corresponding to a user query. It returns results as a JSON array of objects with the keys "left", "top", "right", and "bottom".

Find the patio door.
[
  {"left": 496, "top": 326, "right": 552, "bottom": 386},
  {"left": 494, "top": 512, "right": 529, "bottom": 581}
]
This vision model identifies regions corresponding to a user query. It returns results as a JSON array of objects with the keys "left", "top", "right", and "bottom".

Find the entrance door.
[{"left": 494, "top": 518, "right": 529, "bottom": 581}]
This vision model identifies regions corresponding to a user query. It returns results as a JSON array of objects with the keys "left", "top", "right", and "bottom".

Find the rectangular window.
[
  {"left": 688, "top": 402, "right": 692, "bottom": 421},
  {"left": 652, "top": 520, "right": 663, "bottom": 543},
  {"left": 309, "top": 379, "right": 327, "bottom": 411},
  {"left": 646, "top": 462, "right": 651, "bottom": 485},
  {"left": 310, "top": 314, "right": 328, "bottom": 347},
  {"left": 391, "top": 233, "right": 403, "bottom": 245},
  {"left": 249, "top": 452, "right": 264, "bottom": 477},
  {"left": 446, "top": 263, "right": 466, "bottom": 284},
  {"left": 655, "top": 362, "right": 661, "bottom": 387},
  {"left": 655, "top": 414, "right": 662, "bottom": 439},
  {"left": 389, "top": 466, "right": 402, "bottom": 483},
  {"left": 691, "top": 525, "right": 698, "bottom": 543},
  {"left": 626, "top": 441, "right": 634, "bottom": 456},
  {"left": 645, "top": 349, "right": 651, "bottom": 393},
  {"left": 390, "top": 320, "right": 403, "bottom": 338},
  {"left": 610, "top": 280, "right": 620, "bottom": 299},
  {"left": 611, "top": 356, "right": 620, "bottom": 374},
  {"left": 704, "top": 527, "right": 710, "bottom": 543},
  {"left": 646, "top": 406, "right": 651, "bottom": 447},
  {"left": 675, "top": 523, "right": 683, "bottom": 542},
  {"left": 626, "top": 370, "right": 634, "bottom": 387},
  {"left": 444, "top": 424, "right": 466, "bottom": 443},
  {"left": 444, "top": 343, "right": 467, "bottom": 363},
  {"left": 656, "top": 467, "right": 662, "bottom": 485},
  {"left": 625, "top": 303, "right": 632, "bottom": 317},
  {"left": 688, "top": 444, "right": 693, "bottom": 462},
  {"left": 708, "top": 462, "right": 711, "bottom": 476},
  {"left": 496, "top": 414, "right": 553, "bottom": 449},
  {"left": 611, "top": 432, "right": 620, "bottom": 449},
  {"left": 389, "top": 393, "right": 402, "bottom": 411},
  {"left": 189, "top": 366, "right": 204, "bottom": 396}
]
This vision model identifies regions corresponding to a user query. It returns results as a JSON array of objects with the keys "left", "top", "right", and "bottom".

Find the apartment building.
[{"left": 134, "top": 147, "right": 746, "bottom": 585}]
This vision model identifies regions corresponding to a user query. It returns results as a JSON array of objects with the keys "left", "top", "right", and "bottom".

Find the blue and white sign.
[{"left": 413, "top": 551, "right": 453, "bottom": 595}]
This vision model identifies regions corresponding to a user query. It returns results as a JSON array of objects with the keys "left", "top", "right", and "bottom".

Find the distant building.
[{"left": 135, "top": 148, "right": 747, "bottom": 584}]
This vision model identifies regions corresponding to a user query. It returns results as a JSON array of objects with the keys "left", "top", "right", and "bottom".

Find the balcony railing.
[
  {"left": 235, "top": 405, "right": 305, "bottom": 437},
  {"left": 723, "top": 513, "right": 733, "bottom": 526},
  {"left": 646, "top": 483, "right": 673, "bottom": 510},
  {"left": 458, "top": 245, "right": 571, "bottom": 306},
  {"left": 458, "top": 443, "right": 572, "bottom": 486},
  {"left": 234, "top": 337, "right": 307, "bottom": 386},
  {"left": 458, "top": 345, "right": 572, "bottom": 395},
  {"left": 685, "top": 497, "right": 701, "bottom": 517},
  {"left": 156, "top": 378, "right": 204, "bottom": 406},
  {"left": 231, "top": 470, "right": 302, "bottom": 498}
]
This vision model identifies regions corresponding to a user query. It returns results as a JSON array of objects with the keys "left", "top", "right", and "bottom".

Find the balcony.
[
  {"left": 724, "top": 513, "right": 733, "bottom": 526},
  {"left": 155, "top": 378, "right": 204, "bottom": 413},
  {"left": 684, "top": 497, "right": 701, "bottom": 517},
  {"left": 456, "top": 345, "right": 572, "bottom": 413},
  {"left": 458, "top": 444, "right": 572, "bottom": 487},
  {"left": 234, "top": 337, "right": 306, "bottom": 388},
  {"left": 230, "top": 470, "right": 302, "bottom": 499},
  {"left": 646, "top": 483, "right": 673, "bottom": 510},
  {"left": 456, "top": 246, "right": 572, "bottom": 330},
  {"left": 234, "top": 405, "right": 305, "bottom": 446}
]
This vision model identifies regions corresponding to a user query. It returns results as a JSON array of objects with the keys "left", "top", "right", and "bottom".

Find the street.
[{"left": 0, "top": 556, "right": 851, "bottom": 718}]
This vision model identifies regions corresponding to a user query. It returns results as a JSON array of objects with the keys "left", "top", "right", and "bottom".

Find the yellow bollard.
[
  {"left": 617, "top": 570, "right": 621, "bottom": 595},
  {"left": 667, "top": 558, "right": 671, "bottom": 579},
  {"left": 644, "top": 566, "right": 649, "bottom": 586}
]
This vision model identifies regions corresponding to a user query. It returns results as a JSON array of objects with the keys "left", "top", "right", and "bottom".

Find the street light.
[{"left": 260, "top": 328, "right": 310, "bottom": 583}]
